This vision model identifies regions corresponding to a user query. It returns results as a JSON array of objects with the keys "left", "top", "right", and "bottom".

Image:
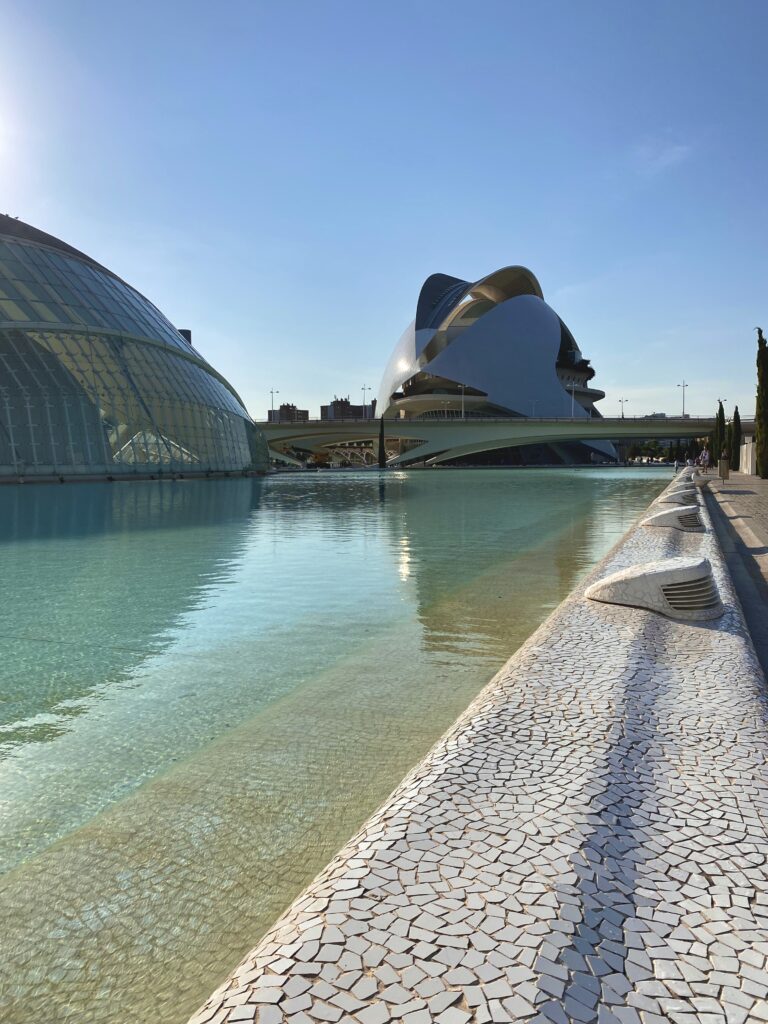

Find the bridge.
[{"left": 259, "top": 416, "right": 745, "bottom": 466}]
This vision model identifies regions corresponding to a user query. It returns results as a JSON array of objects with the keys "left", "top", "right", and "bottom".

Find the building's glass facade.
[{"left": 0, "top": 217, "right": 267, "bottom": 478}]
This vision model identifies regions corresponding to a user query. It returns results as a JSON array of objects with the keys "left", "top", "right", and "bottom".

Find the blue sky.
[{"left": 1, "top": 0, "right": 766, "bottom": 421}]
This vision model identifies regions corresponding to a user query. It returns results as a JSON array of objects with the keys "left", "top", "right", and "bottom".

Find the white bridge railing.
[{"left": 259, "top": 415, "right": 722, "bottom": 427}]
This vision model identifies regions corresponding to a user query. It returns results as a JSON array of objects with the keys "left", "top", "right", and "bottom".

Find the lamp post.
[
  {"left": 270, "top": 388, "right": 279, "bottom": 421},
  {"left": 677, "top": 380, "right": 688, "bottom": 417},
  {"left": 530, "top": 399, "right": 536, "bottom": 418},
  {"left": 619, "top": 397, "right": 629, "bottom": 419},
  {"left": 568, "top": 382, "right": 576, "bottom": 418},
  {"left": 361, "top": 385, "right": 370, "bottom": 420},
  {"left": 458, "top": 383, "right": 466, "bottom": 420}
]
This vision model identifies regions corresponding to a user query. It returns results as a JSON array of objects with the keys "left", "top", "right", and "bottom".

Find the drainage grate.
[
  {"left": 661, "top": 575, "right": 720, "bottom": 611},
  {"left": 677, "top": 511, "right": 703, "bottom": 529},
  {"left": 641, "top": 507, "right": 704, "bottom": 533}
]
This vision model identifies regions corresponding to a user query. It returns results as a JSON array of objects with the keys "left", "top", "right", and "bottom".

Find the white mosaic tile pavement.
[{"left": 188, "top": 477, "right": 768, "bottom": 1024}]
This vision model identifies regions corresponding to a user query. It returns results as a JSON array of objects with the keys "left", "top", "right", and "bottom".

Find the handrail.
[{"left": 257, "top": 415, "right": 730, "bottom": 426}]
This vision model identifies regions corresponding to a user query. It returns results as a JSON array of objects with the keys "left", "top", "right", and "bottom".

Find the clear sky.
[{"left": 1, "top": 0, "right": 765, "bottom": 422}]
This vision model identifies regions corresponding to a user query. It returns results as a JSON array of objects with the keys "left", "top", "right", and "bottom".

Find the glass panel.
[{"left": 0, "top": 328, "right": 258, "bottom": 476}]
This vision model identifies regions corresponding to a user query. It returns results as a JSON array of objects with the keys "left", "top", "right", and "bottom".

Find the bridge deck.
[
  {"left": 188, "top": 484, "right": 768, "bottom": 1024},
  {"left": 259, "top": 417, "right": 747, "bottom": 466}
]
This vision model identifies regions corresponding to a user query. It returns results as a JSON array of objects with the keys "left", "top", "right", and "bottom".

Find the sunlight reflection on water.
[{"left": 0, "top": 468, "right": 668, "bottom": 1024}]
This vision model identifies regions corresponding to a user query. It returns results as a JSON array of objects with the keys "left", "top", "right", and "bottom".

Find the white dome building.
[
  {"left": 376, "top": 266, "right": 613, "bottom": 464},
  {"left": 0, "top": 214, "right": 268, "bottom": 480}
]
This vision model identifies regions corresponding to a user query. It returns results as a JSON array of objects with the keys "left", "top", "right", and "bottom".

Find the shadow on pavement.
[{"left": 707, "top": 492, "right": 768, "bottom": 682}]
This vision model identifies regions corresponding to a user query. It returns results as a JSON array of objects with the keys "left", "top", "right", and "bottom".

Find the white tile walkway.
[{"left": 188, "top": 481, "right": 768, "bottom": 1024}]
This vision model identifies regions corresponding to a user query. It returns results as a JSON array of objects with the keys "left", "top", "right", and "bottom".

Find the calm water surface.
[{"left": 0, "top": 468, "right": 667, "bottom": 1023}]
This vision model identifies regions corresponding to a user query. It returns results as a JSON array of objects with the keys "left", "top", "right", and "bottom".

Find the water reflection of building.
[
  {"left": 0, "top": 479, "right": 264, "bottom": 755},
  {"left": 0, "top": 215, "right": 268, "bottom": 480},
  {"left": 256, "top": 470, "right": 565, "bottom": 653},
  {"left": 376, "top": 471, "right": 607, "bottom": 657}
]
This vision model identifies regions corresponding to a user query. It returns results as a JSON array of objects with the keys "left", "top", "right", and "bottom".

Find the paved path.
[
  {"left": 188, "top": 483, "right": 768, "bottom": 1024},
  {"left": 706, "top": 473, "right": 768, "bottom": 679}
]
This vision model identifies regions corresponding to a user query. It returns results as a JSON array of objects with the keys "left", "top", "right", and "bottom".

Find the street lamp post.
[
  {"left": 568, "top": 382, "right": 576, "bottom": 418},
  {"left": 361, "top": 385, "right": 370, "bottom": 420},
  {"left": 619, "top": 397, "right": 629, "bottom": 419},
  {"left": 270, "top": 388, "right": 279, "bottom": 421},
  {"left": 458, "top": 383, "right": 466, "bottom": 420},
  {"left": 677, "top": 380, "right": 688, "bottom": 417}
]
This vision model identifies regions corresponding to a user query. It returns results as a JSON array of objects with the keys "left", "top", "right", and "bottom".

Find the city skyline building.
[
  {"left": 0, "top": 215, "right": 267, "bottom": 480},
  {"left": 320, "top": 396, "right": 373, "bottom": 421},
  {"left": 267, "top": 403, "right": 309, "bottom": 424}
]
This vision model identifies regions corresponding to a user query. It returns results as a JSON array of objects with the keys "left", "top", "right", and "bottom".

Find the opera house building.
[
  {"left": 376, "top": 266, "right": 614, "bottom": 464},
  {"left": 0, "top": 214, "right": 267, "bottom": 480}
]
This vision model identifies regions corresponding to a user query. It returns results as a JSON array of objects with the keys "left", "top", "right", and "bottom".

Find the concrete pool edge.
[{"left": 186, "top": 474, "right": 768, "bottom": 1024}]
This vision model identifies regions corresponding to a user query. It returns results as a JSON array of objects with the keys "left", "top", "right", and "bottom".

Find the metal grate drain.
[
  {"left": 641, "top": 507, "right": 704, "bottom": 533},
  {"left": 677, "top": 511, "right": 703, "bottom": 529},
  {"left": 661, "top": 575, "right": 720, "bottom": 611}
]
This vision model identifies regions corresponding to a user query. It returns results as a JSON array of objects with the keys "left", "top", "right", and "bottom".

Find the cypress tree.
[
  {"left": 730, "top": 405, "right": 742, "bottom": 471},
  {"left": 757, "top": 329, "right": 768, "bottom": 478},
  {"left": 715, "top": 400, "right": 726, "bottom": 462},
  {"left": 378, "top": 415, "right": 386, "bottom": 468}
]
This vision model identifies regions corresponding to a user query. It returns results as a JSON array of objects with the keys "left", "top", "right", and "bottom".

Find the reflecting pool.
[{"left": 0, "top": 468, "right": 667, "bottom": 1023}]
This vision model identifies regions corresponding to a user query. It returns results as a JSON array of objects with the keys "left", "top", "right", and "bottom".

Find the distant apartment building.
[
  {"left": 320, "top": 396, "right": 374, "bottom": 420},
  {"left": 267, "top": 403, "right": 309, "bottom": 424}
]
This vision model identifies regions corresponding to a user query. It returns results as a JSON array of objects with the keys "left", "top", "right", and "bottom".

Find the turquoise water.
[{"left": 0, "top": 468, "right": 667, "bottom": 1023}]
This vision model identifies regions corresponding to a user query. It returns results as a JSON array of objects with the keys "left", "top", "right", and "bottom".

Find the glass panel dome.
[{"left": 0, "top": 216, "right": 267, "bottom": 479}]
